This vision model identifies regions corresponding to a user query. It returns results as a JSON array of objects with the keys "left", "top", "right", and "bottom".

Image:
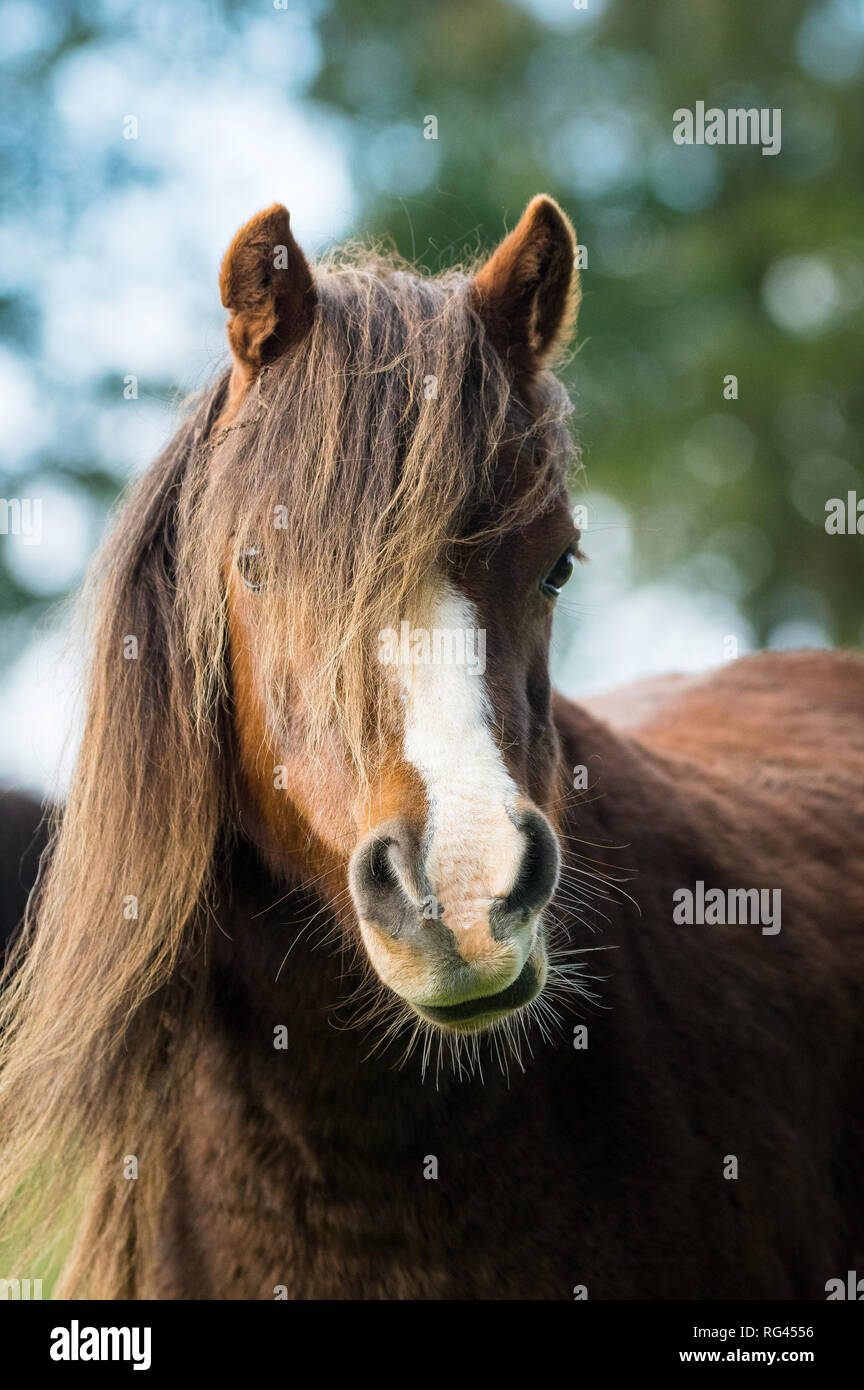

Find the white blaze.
[{"left": 398, "top": 588, "right": 524, "bottom": 927}]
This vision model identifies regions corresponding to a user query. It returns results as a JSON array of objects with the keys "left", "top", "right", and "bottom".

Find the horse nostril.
[
  {"left": 349, "top": 827, "right": 428, "bottom": 939},
  {"left": 368, "top": 837, "right": 399, "bottom": 890},
  {"left": 498, "top": 810, "right": 560, "bottom": 929},
  {"left": 351, "top": 812, "right": 559, "bottom": 946}
]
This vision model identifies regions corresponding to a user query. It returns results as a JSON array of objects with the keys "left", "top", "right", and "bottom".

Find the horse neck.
[{"left": 202, "top": 837, "right": 492, "bottom": 1153}]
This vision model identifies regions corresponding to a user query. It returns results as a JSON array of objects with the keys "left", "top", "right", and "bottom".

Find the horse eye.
[
  {"left": 541, "top": 549, "right": 575, "bottom": 599},
  {"left": 238, "top": 546, "right": 264, "bottom": 591}
]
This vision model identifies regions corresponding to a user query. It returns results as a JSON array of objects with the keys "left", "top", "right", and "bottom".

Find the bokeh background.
[{"left": 1, "top": 0, "right": 862, "bottom": 797}]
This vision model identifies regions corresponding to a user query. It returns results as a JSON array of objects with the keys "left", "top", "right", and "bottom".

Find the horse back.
[{"left": 582, "top": 649, "right": 864, "bottom": 795}]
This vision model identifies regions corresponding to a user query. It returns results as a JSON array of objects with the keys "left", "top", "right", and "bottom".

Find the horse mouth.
[{"left": 416, "top": 959, "right": 539, "bottom": 1026}]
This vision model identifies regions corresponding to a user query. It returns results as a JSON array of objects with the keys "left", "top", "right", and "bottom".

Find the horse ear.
[
  {"left": 219, "top": 203, "right": 316, "bottom": 414},
  {"left": 471, "top": 195, "right": 579, "bottom": 375}
]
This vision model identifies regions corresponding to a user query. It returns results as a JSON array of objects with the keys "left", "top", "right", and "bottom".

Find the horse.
[
  {"left": 1, "top": 196, "right": 862, "bottom": 1300},
  {"left": 0, "top": 792, "right": 47, "bottom": 960}
]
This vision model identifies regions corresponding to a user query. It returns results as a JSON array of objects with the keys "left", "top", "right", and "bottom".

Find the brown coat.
[{"left": 150, "top": 650, "right": 864, "bottom": 1299}]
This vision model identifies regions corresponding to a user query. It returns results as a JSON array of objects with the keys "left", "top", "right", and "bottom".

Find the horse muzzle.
[{"left": 348, "top": 810, "right": 559, "bottom": 1027}]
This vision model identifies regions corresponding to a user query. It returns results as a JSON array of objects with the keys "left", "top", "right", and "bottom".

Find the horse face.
[
  {"left": 219, "top": 196, "right": 580, "bottom": 1032},
  {"left": 348, "top": 500, "right": 579, "bottom": 1030}
]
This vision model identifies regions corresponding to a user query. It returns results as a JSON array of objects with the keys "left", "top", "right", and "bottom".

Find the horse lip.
[{"left": 417, "top": 960, "right": 538, "bottom": 1024}]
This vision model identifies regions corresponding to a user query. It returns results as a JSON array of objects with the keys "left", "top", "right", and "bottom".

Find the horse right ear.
[{"left": 219, "top": 203, "right": 317, "bottom": 419}]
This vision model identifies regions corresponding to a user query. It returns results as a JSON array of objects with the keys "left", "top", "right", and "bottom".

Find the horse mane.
[
  {"left": 0, "top": 247, "right": 576, "bottom": 1297},
  {"left": 0, "top": 376, "right": 230, "bottom": 1296}
]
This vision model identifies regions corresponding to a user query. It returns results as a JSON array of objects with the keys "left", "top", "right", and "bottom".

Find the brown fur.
[
  {"left": 1, "top": 199, "right": 862, "bottom": 1301},
  {"left": 472, "top": 195, "right": 580, "bottom": 376}
]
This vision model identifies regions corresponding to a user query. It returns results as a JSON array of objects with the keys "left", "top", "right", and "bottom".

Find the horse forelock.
[{"left": 190, "top": 253, "right": 576, "bottom": 787}]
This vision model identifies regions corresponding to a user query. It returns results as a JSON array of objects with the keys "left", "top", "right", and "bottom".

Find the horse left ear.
[
  {"left": 219, "top": 203, "right": 316, "bottom": 417},
  {"left": 471, "top": 195, "right": 579, "bottom": 376}
]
